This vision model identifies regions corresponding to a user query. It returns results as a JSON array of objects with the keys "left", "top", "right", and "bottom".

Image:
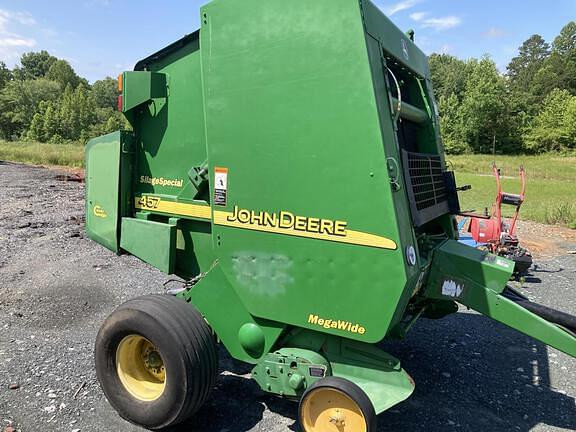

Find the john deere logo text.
[
  {"left": 226, "top": 206, "right": 347, "bottom": 236},
  {"left": 215, "top": 205, "right": 398, "bottom": 249},
  {"left": 308, "top": 314, "right": 366, "bottom": 335},
  {"left": 93, "top": 205, "right": 108, "bottom": 218}
]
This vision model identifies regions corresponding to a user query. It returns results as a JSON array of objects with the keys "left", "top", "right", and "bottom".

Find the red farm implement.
[{"left": 460, "top": 164, "right": 533, "bottom": 274}]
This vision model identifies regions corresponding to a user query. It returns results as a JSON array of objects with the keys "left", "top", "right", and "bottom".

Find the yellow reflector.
[{"left": 118, "top": 73, "right": 123, "bottom": 92}]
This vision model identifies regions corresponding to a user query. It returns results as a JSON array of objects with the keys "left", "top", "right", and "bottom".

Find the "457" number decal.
[{"left": 137, "top": 195, "right": 161, "bottom": 209}]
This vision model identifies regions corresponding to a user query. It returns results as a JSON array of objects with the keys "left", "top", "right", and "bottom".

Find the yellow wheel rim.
[
  {"left": 116, "top": 335, "right": 166, "bottom": 401},
  {"left": 301, "top": 387, "right": 367, "bottom": 432}
]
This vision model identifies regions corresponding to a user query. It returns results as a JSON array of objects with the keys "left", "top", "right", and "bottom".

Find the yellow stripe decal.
[
  {"left": 213, "top": 210, "right": 397, "bottom": 250},
  {"left": 135, "top": 196, "right": 211, "bottom": 220},
  {"left": 134, "top": 196, "right": 397, "bottom": 250}
]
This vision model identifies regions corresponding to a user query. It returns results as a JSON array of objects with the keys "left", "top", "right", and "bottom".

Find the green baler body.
[
  {"left": 88, "top": 0, "right": 432, "bottom": 344},
  {"left": 86, "top": 0, "right": 575, "bottom": 415}
]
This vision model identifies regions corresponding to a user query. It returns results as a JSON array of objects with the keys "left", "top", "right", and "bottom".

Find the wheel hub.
[
  {"left": 300, "top": 387, "right": 367, "bottom": 432},
  {"left": 116, "top": 335, "right": 166, "bottom": 401}
]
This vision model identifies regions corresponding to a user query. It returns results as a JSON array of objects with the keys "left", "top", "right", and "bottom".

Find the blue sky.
[{"left": 0, "top": 0, "right": 574, "bottom": 83}]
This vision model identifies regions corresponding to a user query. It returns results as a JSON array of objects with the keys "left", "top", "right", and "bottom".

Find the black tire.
[
  {"left": 95, "top": 294, "right": 218, "bottom": 430},
  {"left": 298, "top": 376, "right": 377, "bottom": 432}
]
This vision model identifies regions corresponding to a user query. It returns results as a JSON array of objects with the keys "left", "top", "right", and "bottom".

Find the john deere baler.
[{"left": 86, "top": 1, "right": 576, "bottom": 430}]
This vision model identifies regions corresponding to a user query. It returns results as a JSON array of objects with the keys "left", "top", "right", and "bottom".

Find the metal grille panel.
[
  {"left": 402, "top": 150, "right": 450, "bottom": 226},
  {"left": 407, "top": 153, "right": 446, "bottom": 210}
]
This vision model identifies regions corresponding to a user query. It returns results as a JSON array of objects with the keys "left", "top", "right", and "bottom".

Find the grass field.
[
  {"left": 0, "top": 140, "right": 84, "bottom": 168},
  {"left": 0, "top": 141, "right": 573, "bottom": 227},
  {"left": 449, "top": 154, "right": 576, "bottom": 228}
]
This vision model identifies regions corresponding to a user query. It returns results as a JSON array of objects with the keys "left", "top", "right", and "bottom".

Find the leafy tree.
[
  {"left": 0, "top": 79, "right": 60, "bottom": 139},
  {"left": 507, "top": 35, "right": 550, "bottom": 87},
  {"left": 54, "top": 84, "right": 97, "bottom": 140},
  {"left": 92, "top": 77, "right": 119, "bottom": 110},
  {"left": 506, "top": 35, "right": 550, "bottom": 116},
  {"left": 458, "top": 56, "right": 510, "bottom": 153},
  {"left": 27, "top": 83, "right": 100, "bottom": 142},
  {"left": 27, "top": 101, "right": 48, "bottom": 142},
  {"left": 0, "top": 62, "right": 12, "bottom": 91},
  {"left": 523, "top": 89, "right": 576, "bottom": 152},
  {"left": 429, "top": 54, "right": 473, "bottom": 102},
  {"left": 46, "top": 60, "right": 81, "bottom": 89},
  {"left": 553, "top": 21, "right": 576, "bottom": 60},
  {"left": 437, "top": 93, "right": 469, "bottom": 154},
  {"left": 14, "top": 51, "right": 57, "bottom": 80},
  {"left": 548, "top": 21, "right": 576, "bottom": 93}
]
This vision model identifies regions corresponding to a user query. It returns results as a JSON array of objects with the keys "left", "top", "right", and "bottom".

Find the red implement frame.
[
  {"left": 493, "top": 164, "right": 526, "bottom": 239},
  {"left": 469, "top": 164, "right": 526, "bottom": 246}
]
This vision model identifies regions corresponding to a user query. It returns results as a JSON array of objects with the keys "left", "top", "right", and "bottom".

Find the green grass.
[
  {"left": 0, "top": 140, "right": 84, "bottom": 168},
  {"left": 449, "top": 154, "right": 576, "bottom": 227}
]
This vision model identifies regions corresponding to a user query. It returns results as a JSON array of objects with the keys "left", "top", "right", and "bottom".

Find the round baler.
[{"left": 85, "top": 1, "right": 576, "bottom": 431}]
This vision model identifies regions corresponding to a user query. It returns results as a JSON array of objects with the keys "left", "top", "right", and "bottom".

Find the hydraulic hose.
[{"left": 502, "top": 287, "right": 576, "bottom": 334}]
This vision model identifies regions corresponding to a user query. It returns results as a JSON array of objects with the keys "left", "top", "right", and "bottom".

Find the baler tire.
[
  {"left": 94, "top": 294, "right": 218, "bottom": 430},
  {"left": 298, "top": 376, "right": 376, "bottom": 432}
]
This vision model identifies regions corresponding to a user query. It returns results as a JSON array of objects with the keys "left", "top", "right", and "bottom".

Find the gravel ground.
[{"left": 1, "top": 161, "right": 575, "bottom": 432}]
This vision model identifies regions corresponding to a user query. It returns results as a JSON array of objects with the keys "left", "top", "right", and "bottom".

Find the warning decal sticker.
[{"left": 214, "top": 167, "right": 228, "bottom": 207}]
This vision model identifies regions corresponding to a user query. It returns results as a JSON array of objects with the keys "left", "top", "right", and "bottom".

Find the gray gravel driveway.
[{"left": 1, "top": 161, "right": 575, "bottom": 432}]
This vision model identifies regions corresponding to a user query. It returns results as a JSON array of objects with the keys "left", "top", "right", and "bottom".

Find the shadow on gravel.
[
  {"left": 166, "top": 346, "right": 297, "bottom": 432},
  {"left": 532, "top": 264, "right": 565, "bottom": 274},
  {"left": 167, "top": 312, "right": 575, "bottom": 432},
  {"left": 376, "top": 313, "right": 576, "bottom": 431}
]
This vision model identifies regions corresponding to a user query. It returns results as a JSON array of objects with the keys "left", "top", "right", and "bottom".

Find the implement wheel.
[
  {"left": 298, "top": 376, "right": 376, "bottom": 432},
  {"left": 95, "top": 294, "right": 218, "bottom": 430}
]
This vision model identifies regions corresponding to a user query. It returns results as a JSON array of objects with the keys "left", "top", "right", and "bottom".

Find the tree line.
[
  {"left": 430, "top": 21, "right": 576, "bottom": 154},
  {"left": 0, "top": 21, "right": 575, "bottom": 153},
  {"left": 0, "top": 51, "right": 127, "bottom": 144}
]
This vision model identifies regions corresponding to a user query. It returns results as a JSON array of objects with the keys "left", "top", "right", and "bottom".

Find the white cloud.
[
  {"left": 409, "top": 12, "right": 427, "bottom": 22},
  {"left": 0, "top": 10, "right": 35, "bottom": 31},
  {"left": 421, "top": 16, "right": 462, "bottom": 31},
  {"left": 381, "top": 0, "right": 420, "bottom": 16},
  {"left": 0, "top": 9, "right": 37, "bottom": 63},
  {"left": 483, "top": 27, "right": 506, "bottom": 38},
  {"left": 0, "top": 37, "right": 35, "bottom": 47}
]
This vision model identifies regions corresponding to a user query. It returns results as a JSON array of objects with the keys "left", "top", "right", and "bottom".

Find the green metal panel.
[
  {"left": 252, "top": 348, "right": 331, "bottom": 398},
  {"left": 186, "top": 264, "right": 286, "bottom": 364},
  {"left": 281, "top": 329, "right": 415, "bottom": 414},
  {"left": 200, "top": 0, "right": 412, "bottom": 344},
  {"left": 327, "top": 338, "right": 415, "bottom": 414},
  {"left": 427, "top": 240, "right": 576, "bottom": 357},
  {"left": 174, "top": 219, "right": 215, "bottom": 279},
  {"left": 121, "top": 71, "right": 167, "bottom": 112},
  {"left": 360, "top": 0, "right": 430, "bottom": 78},
  {"left": 427, "top": 239, "right": 514, "bottom": 295},
  {"left": 85, "top": 131, "right": 132, "bottom": 253},
  {"left": 122, "top": 31, "right": 214, "bottom": 280},
  {"left": 120, "top": 217, "right": 176, "bottom": 274},
  {"left": 131, "top": 32, "right": 208, "bottom": 205}
]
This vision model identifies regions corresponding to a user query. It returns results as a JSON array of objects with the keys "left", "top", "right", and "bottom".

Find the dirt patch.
[{"left": 516, "top": 220, "right": 576, "bottom": 258}]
